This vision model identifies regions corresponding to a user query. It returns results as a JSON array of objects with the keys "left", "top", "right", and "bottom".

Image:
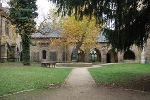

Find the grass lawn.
[
  {"left": 0, "top": 62, "right": 72, "bottom": 96},
  {"left": 88, "top": 63, "right": 150, "bottom": 92}
]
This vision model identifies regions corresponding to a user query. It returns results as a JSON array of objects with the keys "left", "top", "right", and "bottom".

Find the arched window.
[
  {"left": 42, "top": 50, "right": 46, "bottom": 59},
  {"left": 77, "top": 50, "right": 84, "bottom": 62},
  {"left": 90, "top": 50, "right": 98, "bottom": 62}
]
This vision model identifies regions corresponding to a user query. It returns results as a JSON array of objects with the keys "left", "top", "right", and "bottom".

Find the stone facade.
[
  {"left": 30, "top": 31, "right": 150, "bottom": 63},
  {"left": 0, "top": 4, "right": 22, "bottom": 62},
  {"left": 0, "top": 3, "right": 149, "bottom": 63},
  {"left": 0, "top": 10, "right": 148, "bottom": 64}
]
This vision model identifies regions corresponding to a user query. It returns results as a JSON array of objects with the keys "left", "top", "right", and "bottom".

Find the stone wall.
[
  {"left": 0, "top": 44, "right": 7, "bottom": 62},
  {"left": 146, "top": 38, "right": 150, "bottom": 63},
  {"left": 30, "top": 38, "right": 150, "bottom": 63},
  {"left": 30, "top": 38, "right": 66, "bottom": 62},
  {"left": 0, "top": 6, "right": 21, "bottom": 63}
]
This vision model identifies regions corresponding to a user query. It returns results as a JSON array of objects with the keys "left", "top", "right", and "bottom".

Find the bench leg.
[
  {"left": 53, "top": 63, "right": 56, "bottom": 68},
  {"left": 41, "top": 63, "right": 46, "bottom": 67},
  {"left": 48, "top": 63, "right": 50, "bottom": 67}
]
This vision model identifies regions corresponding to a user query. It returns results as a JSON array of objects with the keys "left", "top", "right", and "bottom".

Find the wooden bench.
[{"left": 41, "top": 61, "right": 56, "bottom": 68}]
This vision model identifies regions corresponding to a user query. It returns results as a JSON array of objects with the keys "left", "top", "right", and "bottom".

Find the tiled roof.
[
  {"left": 32, "top": 25, "right": 108, "bottom": 43},
  {"left": 31, "top": 31, "right": 62, "bottom": 38},
  {"left": 31, "top": 25, "right": 62, "bottom": 38}
]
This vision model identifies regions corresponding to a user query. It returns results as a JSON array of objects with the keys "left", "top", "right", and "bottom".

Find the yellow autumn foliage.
[
  {"left": 63, "top": 16, "right": 102, "bottom": 48},
  {"left": 50, "top": 16, "right": 103, "bottom": 49}
]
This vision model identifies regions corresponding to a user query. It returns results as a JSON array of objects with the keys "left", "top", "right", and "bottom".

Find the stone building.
[
  {"left": 0, "top": 4, "right": 22, "bottom": 62},
  {"left": 0, "top": 4, "right": 148, "bottom": 63},
  {"left": 30, "top": 26, "right": 150, "bottom": 63},
  {"left": 0, "top": 3, "right": 148, "bottom": 64},
  {"left": 30, "top": 28, "right": 64, "bottom": 62}
]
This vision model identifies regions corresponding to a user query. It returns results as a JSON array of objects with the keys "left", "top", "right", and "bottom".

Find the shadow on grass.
[
  {"left": 98, "top": 74, "right": 150, "bottom": 93},
  {"left": 89, "top": 63, "right": 150, "bottom": 93}
]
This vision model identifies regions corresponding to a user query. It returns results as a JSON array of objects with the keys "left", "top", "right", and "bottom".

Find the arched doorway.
[
  {"left": 95, "top": 49, "right": 101, "bottom": 62},
  {"left": 124, "top": 50, "right": 135, "bottom": 60},
  {"left": 42, "top": 50, "right": 46, "bottom": 59},
  {"left": 107, "top": 49, "right": 118, "bottom": 63}
]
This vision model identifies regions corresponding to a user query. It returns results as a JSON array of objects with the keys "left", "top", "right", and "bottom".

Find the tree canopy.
[
  {"left": 50, "top": 16, "right": 101, "bottom": 48},
  {"left": 9, "top": 0, "right": 38, "bottom": 65},
  {"left": 50, "top": 0, "right": 150, "bottom": 51},
  {"left": 62, "top": 16, "right": 101, "bottom": 48},
  {"left": 50, "top": 16, "right": 101, "bottom": 60}
]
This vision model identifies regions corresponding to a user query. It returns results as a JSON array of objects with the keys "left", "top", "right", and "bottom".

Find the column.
[
  {"left": 0, "top": 44, "right": 7, "bottom": 62},
  {"left": 101, "top": 48, "right": 107, "bottom": 63},
  {"left": 141, "top": 43, "right": 146, "bottom": 64},
  {"left": 118, "top": 52, "right": 124, "bottom": 63}
]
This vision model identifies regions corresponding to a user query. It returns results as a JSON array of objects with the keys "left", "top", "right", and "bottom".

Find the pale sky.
[
  {"left": 36, "top": 0, "right": 54, "bottom": 26},
  {"left": 1, "top": 0, "right": 54, "bottom": 26},
  {"left": 36, "top": 0, "right": 53, "bottom": 18}
]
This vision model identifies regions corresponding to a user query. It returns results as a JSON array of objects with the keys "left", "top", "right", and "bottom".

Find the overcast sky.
[
  {"left": 36, "top": 0, "right": 54, "bottom": 25},
  {"left": 1, "top": 0, "right": 53, "bottom": 26},
  {"left": 36, "top": 0, "right": 53, "bottom": 17}
]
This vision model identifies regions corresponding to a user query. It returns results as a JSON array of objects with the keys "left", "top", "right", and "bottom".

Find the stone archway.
[
  {"left": 107, "top": 49, "right": 118, "bottom": 63},
  {"left": 95, "top": 49, "right": 101, "bottom": 62},
  {"left": 124, "top": 50, "right": 135, "bottom": 60},
  {"left": 77, "top": 49, "right": 85, "bottom": 62},
  {"left": 89, "top": 48, "right": 101, "bottom": 62}
]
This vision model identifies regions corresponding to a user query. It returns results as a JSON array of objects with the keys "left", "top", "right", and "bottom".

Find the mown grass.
[
  {"left": 88, "top": 63, "right": 150, "bottom": 83},
  {"left": 0, "top": 62, "right": 72, "bottom": 96}
]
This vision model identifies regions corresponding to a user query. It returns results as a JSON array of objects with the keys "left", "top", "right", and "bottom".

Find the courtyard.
[{"left": 0, "top": 62, "right": 150, "bottom": 100}]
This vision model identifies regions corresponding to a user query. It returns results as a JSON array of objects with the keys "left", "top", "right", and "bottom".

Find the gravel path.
[{"left": 1, "top": 67, "right": 150, "bottom": 100}]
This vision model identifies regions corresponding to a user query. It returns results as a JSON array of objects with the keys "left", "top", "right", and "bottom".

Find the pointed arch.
[
  {"left": 107, "top": 49, "right": 118, "bottom": 63},
  {"left": 124, "top": 50, "right": 135, "bottom": 60},
  {"left": 89, "top": 48, "right": 101, "bottom": 62},
  {"left": 95, "top": 48, "right": 101, "bottom": 62},
  {"left": 77, "top": 49, "right": 84, "bottom": 62}
]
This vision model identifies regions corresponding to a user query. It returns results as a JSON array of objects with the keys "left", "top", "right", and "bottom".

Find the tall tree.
[
  {"left": 9, "top": 0, "right": 38, "bottom": 65},
  {"left": 50, "top": 16, "right": 101, "bottom": 60},
  {"left": 50, "top": 0, "right": 150, "bottom": 51},
  {"left": 62, "top": 16, "right": 101, "bottom": 49}
]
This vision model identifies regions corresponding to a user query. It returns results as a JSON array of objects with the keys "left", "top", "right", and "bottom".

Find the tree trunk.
[
  {"left": 76, "top": 41, "right": 82, "bottom": 50},
  {"left": 72, "top": 41, "right": 83, "bottom": 60},
  {"left": 22, "top": 35, "right": 30, "bottom": 65},
  {"left": 73, "top": 34, "right": 85, "bottom": 60}
]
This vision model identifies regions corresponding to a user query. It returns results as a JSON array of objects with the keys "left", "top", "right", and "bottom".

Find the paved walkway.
[
  {"left": 2, "top": 67, "right": 150, "bottom": 100},
  {"left": 41, "top": 68, "right": 150, "bottom": 100}
]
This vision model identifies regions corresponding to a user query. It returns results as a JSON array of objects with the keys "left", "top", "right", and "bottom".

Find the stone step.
[{"left": 56, "top": 63, "right": 92, "bottom": 67}]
